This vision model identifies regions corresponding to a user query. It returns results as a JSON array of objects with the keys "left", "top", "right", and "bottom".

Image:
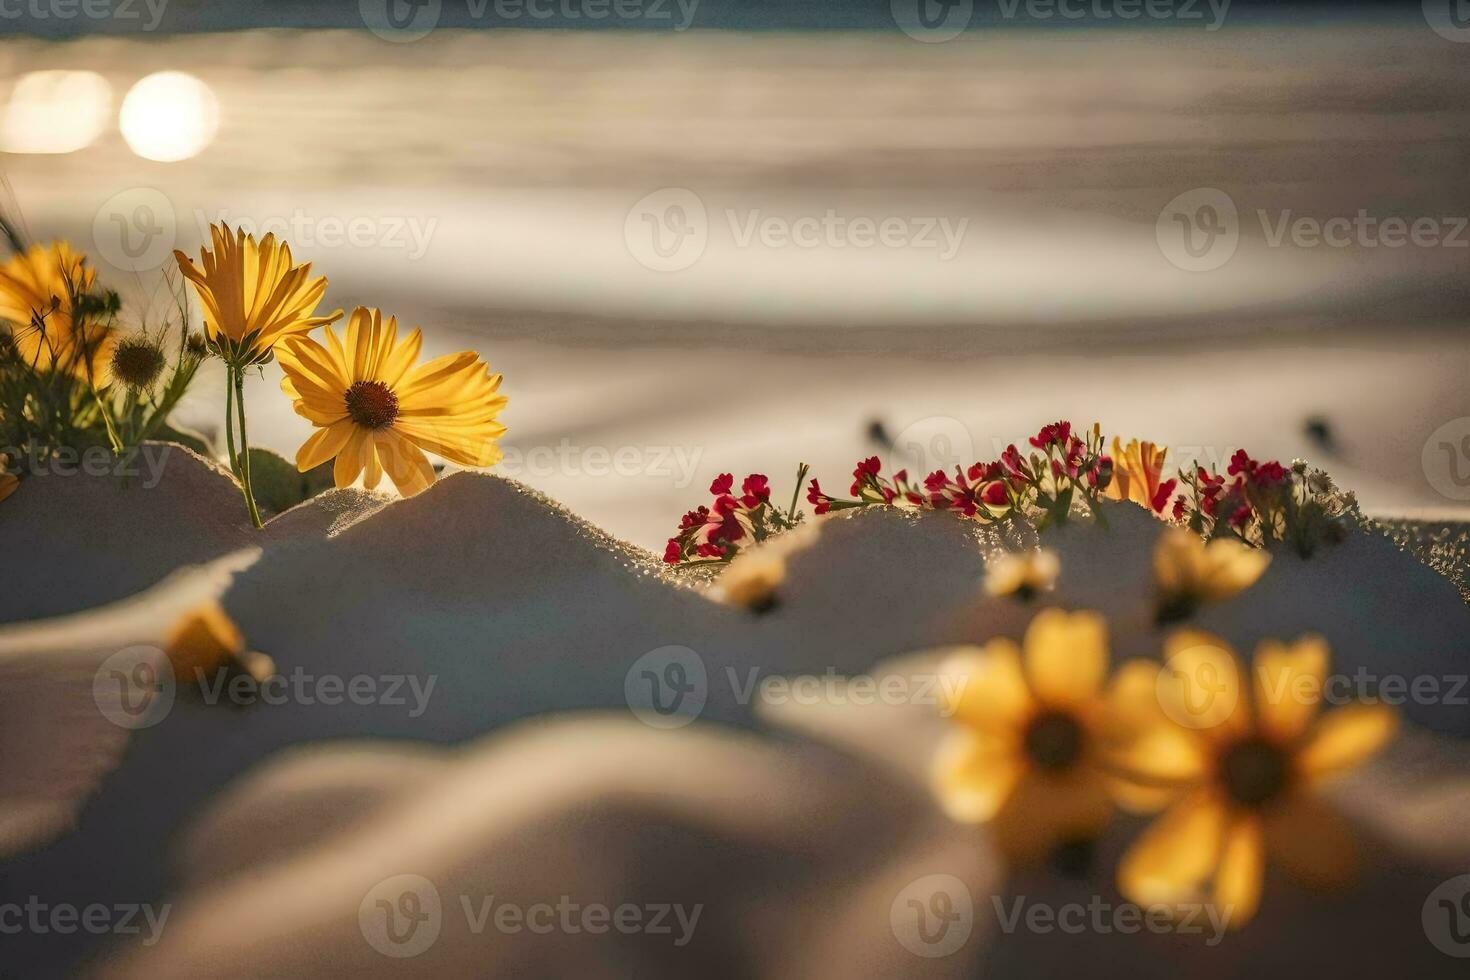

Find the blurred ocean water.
[{"left": 2, "top": 26, "right": 1469, "bottom": 542}]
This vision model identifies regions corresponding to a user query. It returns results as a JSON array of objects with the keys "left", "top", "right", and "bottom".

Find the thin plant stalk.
[
  {"left": 233, "top": 367, "right": 263, "bottom": 528},
  {"left": 223, "top": 364, "right": 263, "bottom": 528}
]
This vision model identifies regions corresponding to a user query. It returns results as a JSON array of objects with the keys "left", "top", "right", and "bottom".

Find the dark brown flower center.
[
  {"left": 1024, "top": 711, "right": 1084, "bottom": 771},
  {"left": 1220, "top": 738, "right": 1289, "bottom": 807},
  {"left": 345, "top": 380, "right": 399, "bottom": 429}
]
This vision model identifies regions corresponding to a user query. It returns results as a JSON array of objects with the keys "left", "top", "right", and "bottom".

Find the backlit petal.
[
  {"left": 1023, "top": 608, "right": 1108, "bottom": 708},
  {"left": 1296, "top": 704, "right": 1397, "bottom": 781}
]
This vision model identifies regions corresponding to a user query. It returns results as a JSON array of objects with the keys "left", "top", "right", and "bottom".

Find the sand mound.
[
  {"left": 1, "top": 458, "right": 1467, "bottom": 976},
  {"left": 0, "top": 443, "right": 390, "bottom": 624},
  {"left": 97, "top": 715, "right": 989, "bottom": 980}
]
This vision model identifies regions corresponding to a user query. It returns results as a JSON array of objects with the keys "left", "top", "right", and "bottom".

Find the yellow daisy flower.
[
  {"left": 1111, "top": 632, "right": 1396, "bottom": 927},
  {"left": 0, "top": 242, "right": 113, "bottom": 382},
  {"left": 983, "top": 548, "right": 1060, "bottom": 601},
  {"left": 173, "top": 223, "right": 342, "bottom": 366},
  {"left": 1154, "top": 527, "right": 1271, "bottom": 622},
  {"left": 276, "top": 306, "right": 508, "bottom": 498},
  {"left": 1103, "top": 436, "right": 1170, "bottom": 513},
  {"left": 931, "top": 609, "right": 1132, "bottom": 862}
]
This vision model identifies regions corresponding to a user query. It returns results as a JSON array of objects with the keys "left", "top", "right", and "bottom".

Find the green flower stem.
[
  {"left": 223, "top": 369, "right": 238, "bottom": 478},
  {"left": 228, "top": 365, "right": 263, "bottom": 529}
]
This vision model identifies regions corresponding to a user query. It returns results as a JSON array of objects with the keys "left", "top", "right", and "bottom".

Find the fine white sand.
[{"left": 0, "top": 443, "right": 1465, "bottom": 977}]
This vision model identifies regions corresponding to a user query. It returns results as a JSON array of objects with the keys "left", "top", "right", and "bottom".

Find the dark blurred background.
[{"left": 3, "top": 0, "right": 1468, "bottom": 543}]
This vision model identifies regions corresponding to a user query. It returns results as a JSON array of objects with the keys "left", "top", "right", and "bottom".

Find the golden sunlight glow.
[
  {"left": 118, "top": 71, "right": 218, "bottom": 162},
  {"left": 0, "top": 71, "right": 112, "bottom": 154}
]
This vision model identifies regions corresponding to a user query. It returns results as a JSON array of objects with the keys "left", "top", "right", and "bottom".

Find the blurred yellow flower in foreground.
[
  {"left": 1154, "top": 527, "right": 1271, "bottom": 623},
  {"left": 931, "top": 609, "right": 1131, "bottom": 862},
  {"left": 984, "top": 549, "right": 1060, "bottom": 601},
  {"left": 0, "top": 242, "right": 113, "bottom": 382},
  {"left": 173, "top": 223, "right": 342, "bottom": 366},
  {"left": 1111, "top": 632, "right": 1396, "bottom": 927},
  {"left": 277, "top": 306, "right": 508, "bottom": 498},
  {"left": 165, "top": 602, "right": 275, "bottom": 685},
  {"left": 1103, "top": 437, "right": 1170, "bottom": 513}
]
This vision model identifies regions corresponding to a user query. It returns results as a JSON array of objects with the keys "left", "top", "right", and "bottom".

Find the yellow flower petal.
[
  {"left": 1213, "top": 816, "right": 1264, "bottom": 927},
  {"left": 1104, "top": 437, "right": 1168, "bottom": 511},
  {"left": 1263, "top": 793, "right": 1359, "bottom": 890},
  {"left": 1296, "top": 704, "right": 1397, "bottom": 781},
  {"left": 1252, "top": 635, "right": 1328, "bottom": 743},
  {"left": 939, "top": 640, "right": 1034, "bottom": 734},
  {"left": 1154, "top": 529, "right": 1271, "bottom": 608},
  {"left": 1023, "top": 608, "right": 1109, "bottom": 709},
  {"left": 164, "top": 602, "right": 243, "bottom": 682},
  {"left": 1159, "top": 630, "right": 1249, "bottom": 739},
  {"left": 333, "top": 427, "right": 368, "bottom": 488},
  {"left": 273, "top": 305, "right": 508, "bottom": 479},
  {"left": 930, "top": 728, "right": 1024, "bottom": 824},
  {"left": 1118, "top": 789, "right": 1228, "bottom": 906},
  {"left": 295, "top": 419, "right": 356, "bottom": 472},
  {"left": 173, "top": 223, "right": 342, "bottom": 363},
  {"left": 374, "top": 429, "right": 436, "bottom": 497}
]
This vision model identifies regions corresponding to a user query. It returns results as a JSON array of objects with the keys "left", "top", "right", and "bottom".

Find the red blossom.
[
  {"left": 1029, "top": 421, "right": 1072, "bottom": 449},
  {"left": 663, "top": 539, "right": 683, "bottom": 564},
  {"left": 1150, "top": 478, "right": 1178, "bottom": 515},
  {"left": 741, "top": 474, "right": 771, "bottom": 508},
  {"left": 1172, "top": 495, "right": 1187, "bottom": 521},
  {"left": 982, "top": 481, "right": 1008, "bottom": 506},
  {"left": 807, "top": 478, "right": 832, "bottom": 515},
  {"left": 710, "top": 473, "right": 734, "bottom": 495}
]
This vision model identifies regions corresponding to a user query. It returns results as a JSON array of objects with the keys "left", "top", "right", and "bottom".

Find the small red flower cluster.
[
  {"left": 664, "top": 470, "right": 803, "bottom": 565},
  {"left": 1172, "top": 449, "right": 1348, "bottom": 554},
  {"left": 807, "top": 421, "right": 1112, "bottom": 529}
]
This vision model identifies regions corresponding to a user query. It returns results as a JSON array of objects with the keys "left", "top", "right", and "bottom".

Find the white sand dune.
[
  {"left": 98, "top": 717, "right": 991, "bottom": 979},
  {"left": 0, "top": 445, "right": 1466, "bottom": 976}
]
